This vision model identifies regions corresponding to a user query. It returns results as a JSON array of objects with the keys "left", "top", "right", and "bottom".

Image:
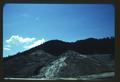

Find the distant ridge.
[{"left": 4, "top": 37, "right": 114, "bottom": 59}]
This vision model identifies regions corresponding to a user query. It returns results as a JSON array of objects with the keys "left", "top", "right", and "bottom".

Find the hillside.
[
  {"left": 3, "top": 37, "right": 115, "bottom": 80},
  {"left": 32, "top": 50, "right": 114, "bottom": 79}
]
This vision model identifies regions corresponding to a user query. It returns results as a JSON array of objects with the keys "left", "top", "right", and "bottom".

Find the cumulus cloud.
[
  {"left": 4, "top": 47, "right": 11, "bottom": 51},
  {"left": 4, "top": 45, "right": 11, "bottom": 51},
  {"left": 24, "top": 38, "right": 45, "bottom": 49},
  {"left": 6, "top": 35, "right": 36, "bottom": 44},
  {"left": 4, "top": 35, "right": 45, "bottom": 54},
  {"left": 5, "top": 45, "right": 11, "bottom": 48}
]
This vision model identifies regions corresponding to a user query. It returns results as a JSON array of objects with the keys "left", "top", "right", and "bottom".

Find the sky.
[{"left": 3, "top": 4, "right": 115, "bottom": 57}]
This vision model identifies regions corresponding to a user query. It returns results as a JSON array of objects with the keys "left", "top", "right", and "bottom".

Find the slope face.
[
  {"left": 33, "top": 50, "right": 112, "bottom": 79},
  {"left": 4, "top": 50, "right": 55, "bottom": 77}
]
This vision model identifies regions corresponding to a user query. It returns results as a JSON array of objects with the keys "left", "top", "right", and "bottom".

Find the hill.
[{"left": 3, "top": 37, "right": 115, "bottom": 79}]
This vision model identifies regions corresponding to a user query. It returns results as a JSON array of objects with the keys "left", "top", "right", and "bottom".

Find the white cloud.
[
  {"left": 24, "top": 38, "right": 45, "bottom": 49},
  {"left": 4, "top": 35, "right": 46, "bottom": 57},
  {"left": 6, "top": 35, "right": 36, "bottom": 44},
  {"left": 4, "top": 45, "right": 11, "bottom": 51},
  {"left": 5, "top": 45, "right": 11, "bottom": 48},
  {"left": 4, "top": 35, "right": 45, "bottom": 56},
  {"left": 4, "top": 47, "right": 11, "bottom": 51}
]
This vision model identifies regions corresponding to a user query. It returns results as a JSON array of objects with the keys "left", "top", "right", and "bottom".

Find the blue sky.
[{"left": 3, "top": 4, "right": 115, "bottom": 57}]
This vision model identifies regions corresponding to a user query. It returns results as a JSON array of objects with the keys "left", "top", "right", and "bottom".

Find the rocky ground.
[{"left": 4, "top": 50, "right": 115, "bottom": 80}]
